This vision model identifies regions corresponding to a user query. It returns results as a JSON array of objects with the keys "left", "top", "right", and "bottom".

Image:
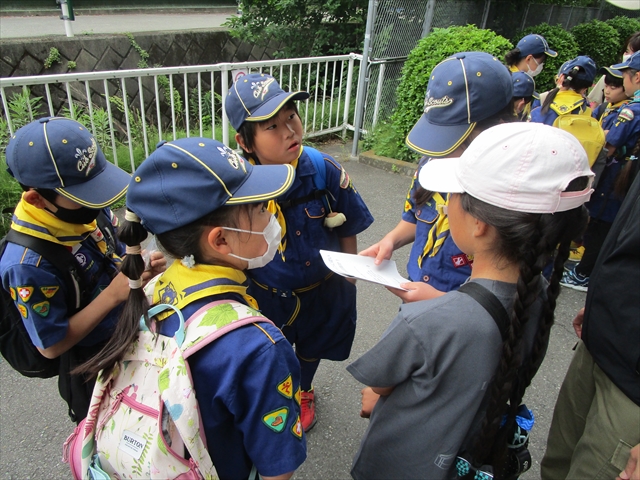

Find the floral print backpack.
[{"left": 63, "top": 300, "right": 273, "bottom": 479}]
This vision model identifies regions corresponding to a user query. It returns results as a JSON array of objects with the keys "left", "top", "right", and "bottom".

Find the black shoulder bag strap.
[{"left": 458, "top": 281, "right": 510, "bottom": 341}]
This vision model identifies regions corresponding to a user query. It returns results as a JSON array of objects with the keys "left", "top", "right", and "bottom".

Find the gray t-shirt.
[{"left": 347, "top": 278, "right": 545, "bottom": 480}]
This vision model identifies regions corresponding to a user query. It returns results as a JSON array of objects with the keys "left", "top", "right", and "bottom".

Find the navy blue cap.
[
  {"left": 406, "top": 52, "right": 513, "bottom": 157},
  {"left": 225, "top": 73, "right": 310, "bottom": 131},
  {"left": 560, "top": 56, "right": 597, "bottom": 84},
  {"left": 5, "top": 117, "right": 130, "bottom": 208},
  {"left": 599, "top": 66, "right": 624, "bottom": 78},
  {"left": 516, "top": 34, "right": 557, "bottom": 58},
  {"left": 611, "top": 51, "right": 640, "bottom": 71},
  {"left": 126, "top": 138, "right": 295, "bottom": 235},
  {"left": 512, "top": 71, "right": 535, "bottom": 98}
]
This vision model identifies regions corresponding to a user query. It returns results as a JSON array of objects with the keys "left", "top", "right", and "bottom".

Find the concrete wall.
[{"left": 0, "top": 30, "right": 278, "bottom": 79}]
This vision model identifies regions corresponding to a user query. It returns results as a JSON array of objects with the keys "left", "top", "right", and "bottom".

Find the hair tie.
[
  {"left": 181, "top": 254, "right": 196, "bottom": 269},
  {"left": 126, "top": 245, "right": 142, "bottom": 255},
  {"left": 128, "top": 278, "right": 143, "bottom": 289},
  {"left": 125, "top": 210, "right": 141, "bottom": 223}
]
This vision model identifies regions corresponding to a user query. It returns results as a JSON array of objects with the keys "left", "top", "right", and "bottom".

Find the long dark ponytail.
[{"left": 460, "top": 177, "right": 589, "bottom": 477}]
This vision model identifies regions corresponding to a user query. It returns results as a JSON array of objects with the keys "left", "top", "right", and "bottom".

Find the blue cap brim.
[
  {"left": 406, "top": 114, "right": 475, "bottom": 157},
  {"left": 544, "top": 49, "right": 558, "bottom": 58},
  {"left": 611, "top": 60, "right": 631, "bottom": 70},
  {"left": 245, "top": 91, "right": 310, "bottom": 123},
  {"left": 600, "top": 66, "right": 623, "bottom": 78},
  {"left": 56, "top": 160, "right": 131, "bottom": 208},
  {"left": 226, "top": 163, "right": 296, "bottom": 205}
]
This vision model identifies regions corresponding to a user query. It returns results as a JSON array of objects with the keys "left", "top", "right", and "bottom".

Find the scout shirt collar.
[{"left": 152, "top": 260, "right": 258, "bottom": 316}]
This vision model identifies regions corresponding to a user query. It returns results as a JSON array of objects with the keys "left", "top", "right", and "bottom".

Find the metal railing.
[{"left": 0, "top": 54, "right": 361, "bottom": 172}]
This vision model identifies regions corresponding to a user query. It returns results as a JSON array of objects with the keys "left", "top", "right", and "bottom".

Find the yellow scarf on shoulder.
[
  {"left": 248, "top": 146, "right": 303, "bottom": 262},
  {"left": 549, "top": 90, "right": 588, "bottom": 116},
  {"left": 152, "top": 261, "right": 258, "bottom": 318},
  {"left": 418, "top": 192, "right": 449, "bottom": 268},
  {"left": 11, "top": 196, "right": 107, "bottom": 254}
]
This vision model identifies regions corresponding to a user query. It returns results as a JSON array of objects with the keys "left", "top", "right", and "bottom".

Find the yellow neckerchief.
[
  {"left": 152, "top": 261, "right": 258, "bottom": 320},
  {"left": 599, "top": 99, "right": 629, "bottom": 126},
  {"left": 549, "top": 90, "right": 588, "bottom": 116},
  {"left": 11, "top": 196, "right": 107, "bottom": 254},
  {"left": 508, "top": 65, "right": 519, "bottom": 73},
  {"left": 247, "top": 146, "right": 304, "bottom": 262},
  {"left": 418, "top": 192, "right": 449, "bottom": 268}
]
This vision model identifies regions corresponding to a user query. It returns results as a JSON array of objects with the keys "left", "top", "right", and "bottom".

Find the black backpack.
[
  {"left": 0, "top": 229, "right": 87, "bottom": 377},
  {"left": 0, "top": 213, "right": 116, "bottom": 378}
]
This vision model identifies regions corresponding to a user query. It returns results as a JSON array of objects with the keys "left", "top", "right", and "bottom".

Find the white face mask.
[
  {"left": 527, "top": 56, "right": 543, "bottom": 77},
  {"left": 225, "top": 215, "right": 282, "bottom": 269},
  {"left": 623, "top": 53, "right": 632, "bottom": 62}
]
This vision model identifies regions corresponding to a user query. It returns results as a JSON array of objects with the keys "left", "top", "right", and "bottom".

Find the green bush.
[
  {"left": 514, "top": 24, "right": 580, "bottom": 93},
  {"left": 383, "top": 25, "right": 512, "bottom": 162},
  {"left": 605, "top": 16, "right": 640, "bottom": 54},
  {"left": 571, "top": 20, "right": 620, "bottom": 69}
]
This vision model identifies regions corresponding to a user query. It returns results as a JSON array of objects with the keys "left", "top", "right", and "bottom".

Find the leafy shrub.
[
  {"left": 514, "top": 23, "right": 579, "bottom": 93},
  {"left": 571, "top": 20, "right": 620, "bottom": 69},
  {"left": 384, "top": 25, "right": 512, "bottom": 162},
  {"left": 605, "top": 16, "right": 640, "bottom": 54}
]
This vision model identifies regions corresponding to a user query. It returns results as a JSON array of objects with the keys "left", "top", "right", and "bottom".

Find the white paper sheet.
[{"left": 319, "top": 250, "right": 409, "bottom": 291}]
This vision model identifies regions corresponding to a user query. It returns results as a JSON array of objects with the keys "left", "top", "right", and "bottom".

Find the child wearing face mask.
[
  {"left": 76, "top": 138, "right": 307, "bottom": 480},
  {"left": 0, "top": 117, "right": 166, "bottom": 423},
  {"left": 225, "top": 73, "right": 374, "bottom": 432}
]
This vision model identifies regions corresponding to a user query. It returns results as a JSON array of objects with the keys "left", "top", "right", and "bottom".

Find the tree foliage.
[
  {"left": 605, "top": 16, "right": 640, "bottom": 53},
  {"left": 224, "top": 0, "right": 367, "bottom": 58},
  {"left": 571, "top": 20, "right": 620, "bottom": 69}
]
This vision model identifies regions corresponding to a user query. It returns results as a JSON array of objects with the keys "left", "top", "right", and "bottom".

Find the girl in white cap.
[{"left": 348, "top": 122, "right": 593, "bottom": 480}]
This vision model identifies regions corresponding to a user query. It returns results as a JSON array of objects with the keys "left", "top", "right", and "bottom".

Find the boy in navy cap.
[
  {"left": 225, "top": 73, "right": 374, "bottom": 432},
  {"left": 361, "top": 51, "right": 516, "bottom": 303},
  {"left": 0, "top": 117, "right": 164, "bottom": 422},
  {"left": 506, "top": 33, "right": 557, "bottom": 77},
  {"left": 512, "top": 70, "right": 536, "bottom": 120},
  {"left": 561, "top": 53, "right": 640, "bottom": 291}
]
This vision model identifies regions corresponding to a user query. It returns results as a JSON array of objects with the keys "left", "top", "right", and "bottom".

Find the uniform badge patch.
[
  {"left": 277, "top": 374, "right": 294, "bottom": 399},
  {"left": 618, "top": 108, "right": 634, "bottom": 122},
  {"left": 9, "top": 287, "right": 16, "bottom": 301},
  {"left": 451, "top": 254, "right": 470, "bottom": 268},
  {"left": 339, "top": 167, "right": 351, "bottom": 189},
  {"left": 17, "top": 304, "right": 28, "bottom": 318},
  {"left": 32, "top": 301, "right": 50, "bottom": 317},
  {"left": 40, "top": 286, "right": 59, "bottom": 298},
  {"left": 291, "top": 415, "right": 303, "bottom": 439},
  {"left": 17, "top": 286, "right": 34, "bottom": 302},
  {"left": 262, "top": 407, "right": 289, "bottom": 433},
  {"left": 295, "top": 386, "right": 301, "bottom": 406}
]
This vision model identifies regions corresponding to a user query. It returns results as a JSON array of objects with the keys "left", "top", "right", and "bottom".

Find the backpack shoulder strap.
[
  {"left": 302, "top": 146, "right": 330, "bottom": 211},
  {"left": 160, "top": 300, "right": 274, "bottom": 474},
  {"left": 4, "top": 229, "right": 84, "bottom": 310},
  {"left": 458, "top": 282, "right": 510, "bottom": 341},
  {"left": 96, "top": 211, "right": 117, "bottom": 256}
]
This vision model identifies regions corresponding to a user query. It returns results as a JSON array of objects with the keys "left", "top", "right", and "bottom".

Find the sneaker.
[
  {"left": 568, "top": 245, "right": 585, "bottom": 263},
  {"left": 300, "top": 388, "right": 317, "bottom": 432},
  {"left": 560, "top": 266, "right": 589, "bottom": 292}
]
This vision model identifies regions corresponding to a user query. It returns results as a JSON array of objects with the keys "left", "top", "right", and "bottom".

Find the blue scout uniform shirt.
[
  {"left": 587, "top": 100, "right": 640, "bottom": 223},
  {"left": 0, "top": 207, "right": 124, "bottom": 349},
  {"left": 248, "top": 148, "right": 374, "bottom": 290},
  {"left": 402, "top": 159, "right": 472, "bottom": 292},
  {"left": 154, "top": 263, "right": 306, "bottom": 480},
  {"left": 530, "top": 90, "right": 591, "bottom": 126},
  {"left": 594, "top": 99, "right": 629, "bottom": 130}
]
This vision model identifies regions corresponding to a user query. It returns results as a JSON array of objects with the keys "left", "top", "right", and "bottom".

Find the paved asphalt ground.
[
  {"left": 0, "top": 142, "right": 588, "bottom": 479},
  {"left": 0, "top": 12, "right": 587, "bottom": 479}
]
